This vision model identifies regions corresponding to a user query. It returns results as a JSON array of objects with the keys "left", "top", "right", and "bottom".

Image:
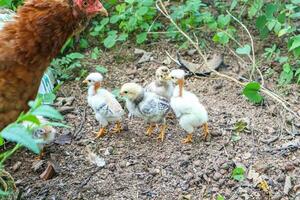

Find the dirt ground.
[{"left": 6, "top": 41, "right": 300, "bottom": 200}]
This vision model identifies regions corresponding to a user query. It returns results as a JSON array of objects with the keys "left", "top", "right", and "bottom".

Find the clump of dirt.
[{"left": 6, "top": 41, "right": 300, "bottom": 200}]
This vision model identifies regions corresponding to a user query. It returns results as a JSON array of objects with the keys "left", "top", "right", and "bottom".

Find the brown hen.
[{"left": 0, "top": 0, "right": 108, "bottom": 130}]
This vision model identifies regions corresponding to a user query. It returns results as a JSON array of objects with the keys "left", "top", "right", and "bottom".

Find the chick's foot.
[
  {"left": 95, "top": 128, "right": 107, "bottom": 138},
  {"left": 146, "top": 124, "right": 155, "bottom": 136},
  {"left": 202, "top": 123, "right": 209, "bottom": 141},
  {"left": 181, "top": 133, "right": 193, "bottom": 144},
  {"left": 111, "top": 121, "right": 122, "bottom": 134},
  {"left": 35, "top": 148, "right": 45, "bottom": 160},
  {"left": 157, "top": 124, "right": 167, "bottom": 142}
]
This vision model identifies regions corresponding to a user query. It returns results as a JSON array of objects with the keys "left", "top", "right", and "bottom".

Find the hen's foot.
[{"left": 181, "top": 133, "right": 193, "bottom": 144}]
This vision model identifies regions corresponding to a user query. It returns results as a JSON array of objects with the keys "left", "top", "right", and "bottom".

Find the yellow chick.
[{"left": 120, "top": 82, "right": 170, "bottom": 141}]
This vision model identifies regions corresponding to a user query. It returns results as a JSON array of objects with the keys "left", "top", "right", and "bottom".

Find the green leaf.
[
  {"left": 236, "top": 44, "right": 251, "bottom": 55},
  {"left": 230, "top": 0, "right": 238, "bottom": 11},
  {"left": 18, "top": 114, "right": 41, "bottom": 125},
  {"left": 217, "top": 14, "right": 231, "bottom": 29},
  {"left": 32, "top": 105, "right": 63, "bottom": 120},
  {"left": 125, "top": 0, "right": 134, "bottom": 4},
  {"left": 289, "top": 35, "right": 300, "bottom": 51},
  {"left": 0, "top": 136, "right": 4, "bottom": 146},
  {"left": 67, "top": 52, "right": 84, "bottom": 59},
  {"left": 248, "top": 0, "right": 263, "bottom": 19},
  {"left": 212, "top": 32, "right": 229, "bottom": 45},
  {"left": 136, "top": 6, "right": 148, "bottom": 16},
  {"left": 104, "top": 34, "right": 117, "bottom": 48},
  {"left": 243, "top": 82, "right": 263, "bottom": 104},
  {"left": 136, "top": 32, "right": 147, "bottom": 44},
  {"left": 79, "top": 38, "right": 89, "bottom": 49},
  {"left": 37, "top": 93, "right": 56, "bottom": 104},
  {"left": 118, "top": 33, "right": 128, "bottom": 41},
  {"left": 216, "top": 194, "right": 225, "bottom": 200},
  {"left": 110, "top": 15, "right": 120, "bottom": 24},
  {"left": 231, "top": 167, "right": 245, "bottom": 182},
  {"left": 95, "top": 65, "right": 108, "bottom": 74},
  {"left": 91, "top": 47, "right": 101, "bottom": 60},
  {"left": 279, "top": 63, "right": 293, "bottom": 85},
  {"left": 1, "top": 124, "right": 40, "bottom": 154},
  {"left": 265, "top": 3, "right": 277, "bottom": 18}
]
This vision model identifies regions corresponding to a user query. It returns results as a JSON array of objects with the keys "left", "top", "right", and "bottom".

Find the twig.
[
  {"left": 156, "top": 0, "right": 300, "bottom": 121},
  {"left": 74, "top": 106, "right": 87, "bottom": 139}
]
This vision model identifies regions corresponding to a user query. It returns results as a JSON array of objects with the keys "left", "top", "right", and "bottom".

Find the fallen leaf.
[{"left": 40, "top": 162, "right": 56, "bottom": 180}]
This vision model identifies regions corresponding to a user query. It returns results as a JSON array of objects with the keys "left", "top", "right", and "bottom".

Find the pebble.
[
  {"left": 284, "top": 163, "right": 295, "bottom": 171},
  {"left": 277, "top": 174, "right": 286, "bottom": 183},
  {"left": 213, "top": 172, "right": 222, "bottom": 181},
  {"left": 193, "top": 160, "right": 201, "bottom": 167},
  {"left": 283, "top": 176, "right": 292, "bottom": 195},
  {"left": 104, "top": 147, "right": 113, "bottom": 156}
]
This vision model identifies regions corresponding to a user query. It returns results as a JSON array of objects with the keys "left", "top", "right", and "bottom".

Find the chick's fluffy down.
[{"left": 170, "top": 95, "right": 208, "bottom": 133}]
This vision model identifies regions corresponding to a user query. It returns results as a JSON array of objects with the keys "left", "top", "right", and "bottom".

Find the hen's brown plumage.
[{"left": 0, "top": 0, "right": 107, "bottom": 130}]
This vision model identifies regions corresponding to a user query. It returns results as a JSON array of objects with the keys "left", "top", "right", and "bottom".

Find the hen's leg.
[
  {"left": 202, "top": 123, "right": 209, "bottom": 140},
  {"left": 146, "top": 124, "right": 155, "bottom": 136},
  {"left": 112, "top": 121, "right": 122, "bottom": 134},
  {"left": 157, "top": 124, "right": 167, "bottom": 142},
  {"left": 181, "top": 133, "right": 193, "bottom": 144},
  {"left": 95, "top": 127, "right": 107, "bottom": 138}
]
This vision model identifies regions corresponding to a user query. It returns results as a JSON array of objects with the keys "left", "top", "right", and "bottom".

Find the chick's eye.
[{"left": 124, "top": 91, "right": 128, "bottom": 94}]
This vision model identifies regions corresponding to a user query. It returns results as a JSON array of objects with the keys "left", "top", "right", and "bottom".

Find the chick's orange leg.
[
  {"left": 146, "top": 124, "right": 155, "bottom": 136},
  {"left": 181, "top": 133, "right": 193, "bottom": 144},
  {"left": 202, "top": 123, "right": 209, "bottom": 140},
  {"left": 95, "top": 127, "right": 107, "bottom": 138},
  {"left": 35, "top": 148, "right": 45, "bottom": 160},
  {"left": 157, "top": 124, "right": 167, "bottom": 142},
  {"left": 111, "top": 121, "right": 122, "bottom": 134}
]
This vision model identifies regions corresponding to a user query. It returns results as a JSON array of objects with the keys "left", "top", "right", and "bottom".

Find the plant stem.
[{"left": 0, "top": 144, "right": 22, "bottom": 165}]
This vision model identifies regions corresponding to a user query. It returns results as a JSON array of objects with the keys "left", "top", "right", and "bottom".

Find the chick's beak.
[
  {"left": 82, "top": 80, "right": 88, "bottom": 84},
  {"left": 165, "top": 75, "right": 172, "bottom": 80}
]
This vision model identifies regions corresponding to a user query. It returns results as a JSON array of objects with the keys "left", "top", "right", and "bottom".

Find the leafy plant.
[
  {"left": 216, "top": 194, "right": 225, "bottom": 200},
  {"left": 242, "top": 82, "right": 263, "bottom": 104},
  {"left": 0, "top": 97, "right": 65, "bottom": 165},
  {"left": 231, "top": 167, "right": 245, "bottom": 182},
  {"left": 50, "top": 52, "right": 86, "bottom": 81}
]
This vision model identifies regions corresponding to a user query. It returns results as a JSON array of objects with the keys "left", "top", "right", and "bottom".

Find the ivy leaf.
[
  {"left": 230, "top": 0, "right": 238, "bottom": 11},
  {"left": 136, "top": 32, "right": 147, "bottom": 44},
  {"left": 231, "top": 167, "right": 245, "bottom": 182},
  {"left": 136, "top": 6, "right": 148, "bottom": 16},
  {"left": 67, "top": 52, "right": 84, "bottom": 59},
  {"left": 217, "top": 14, "right": 231, "bottom": 29},
  {"left": 110, "top": 15, "right": 120, "bottom": 24},
  {"left": 32, "top": 105, "right": 63, "bottom": 120},
  {"left": 1, "top": 124, "right": 40, "bottom": 154},
  {"left": 243, "top": 82, "right": 263, "bottom": 104},
  {"left": 79, "top": 38, "right": 89, "bottom": 49},
  {"left": 236, "top": 44, "right": 251, "bottom": 55},
  {"left": 95, "top": 65, "right": 108, "bottom": 74},
  {"left": 212, "top": 32, "right": 229, "bottom": 45},
  {"left": 288, "top": 35, "right": 300, "bottom": 51}
]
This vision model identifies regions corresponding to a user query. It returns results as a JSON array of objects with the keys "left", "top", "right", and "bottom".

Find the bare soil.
[{"left": 6, "top": 41, "right": 300, "bottom": 200}]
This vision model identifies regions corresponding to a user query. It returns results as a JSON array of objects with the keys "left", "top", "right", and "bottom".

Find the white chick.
[
  {"left": 23, "top": 116, "right": 56, "bottom": 159},
  {"left": 168, "top": 69, "right": 209, "bottom": 143},
  {"left": 120, "top": 83, "right": 170, "bottom": 141},
  {"left": 145, "top": 66, "right": 174, "bottom": 100},
  {"left": 83, "top": 73, "right": 125, "bottom": 138}
]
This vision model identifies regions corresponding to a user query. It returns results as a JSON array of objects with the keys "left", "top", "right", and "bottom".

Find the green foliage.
[
  {"left": 0, "top": 97, "right": 65, "bottom": 165},
  {"left": 243, "top": 82, "right": 263, "bottom": 104},
  {"left": 231, "top": 167, "right": 245, "bottom": 182},
  {"left": 50, "top": 52, "right": 86, "bottom": 81},
  {"left": 95, "top": 65, "right": 108, "bottom": 74},
  {"left": 216, "top": 194, "right": 225, "bottom": 200}
]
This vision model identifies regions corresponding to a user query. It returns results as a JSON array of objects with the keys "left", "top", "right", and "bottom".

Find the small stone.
[
  {"left": 119, "top": 160, "right": 127, "bottom": 168},
  {"left": 213, "top": 172, "right": 222, "bottom": 181},
  {"left": 272, "top": 193, "right": 283, "bottom": 200},
  {"left": 220, "top": 169, "right": 227, "bottom": 175},
  {"left": 220, "top": 162, "right": 230, "bottom": 170},
  {"left": 283, "top": 176, "right": 292, "bottom": 195},
  {"left": 149, "top": 168, "right": 160, "bottom": 175},
  {"left": 12, "top": 161, "right": 22, "bottom": 172},
  {"left": 277, "top": 174, "right": 285, "bottom": 183},
  {"left": 104, "top": 147, "right": 113, "bottom": 156},
  {"left": 193, "top": 160, "right": 201, "bottom": 167},
  {"left": 184, "top": 173, "right": 193, "bottom": 181},
  {"left": 187, "top": 49, "right": 197, "bottom": 56},
  {"left": 218, "top": 179, "right": 225, "bottom": 186},
  {"left": 284, "top": 163, "right": 295, "bottom": 171}
]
